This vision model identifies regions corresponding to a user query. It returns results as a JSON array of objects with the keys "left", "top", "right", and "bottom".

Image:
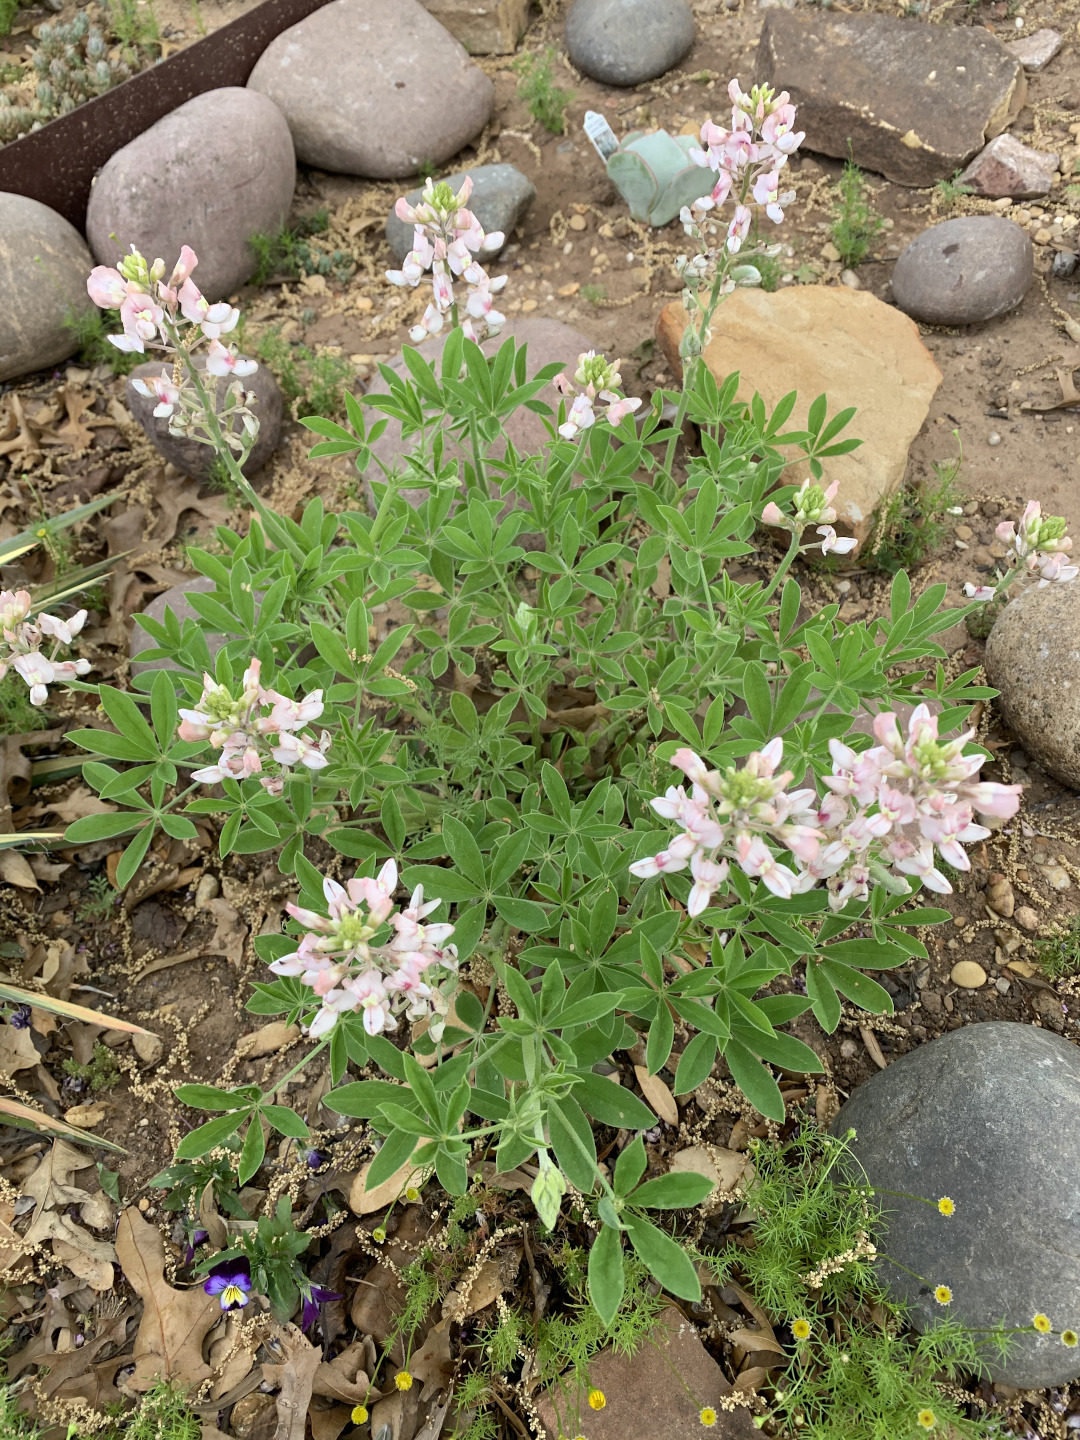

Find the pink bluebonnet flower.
[
  {"left": 180, "top": 660, "right": 327, "bottom": 793},
  {"left": 966, "top": 502, "right": 1077, "bottom": 603},
  {"left": 204, "top": 1258, "right": 252, "bottom": 1311},
  {"left": 632, "top": 705, "right": 1022, "bottom": 913},
  {"left": 760, "top": 480, "right": 859, "bottom": 556},
  {"left": 386, "top": 175, "right": 506, "bottom": 344},
  {"left": 85, "top": 243, "right": 258, "bottom": 456},
  {"left": 0, "top": 592, "right": 89, "bottom": 705},
  {"left": 552, "top": 352, "right": 642, "bottom": 442},
  {"left": 131, "top": 369, "right": 180, "bottom": 418},
  {"left": 271, "top": 861, "right": 457, "bottom": 1040}
]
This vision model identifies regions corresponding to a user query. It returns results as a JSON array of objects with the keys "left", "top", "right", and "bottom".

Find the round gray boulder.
[
  {"left": 0, "top": 193, "right": 94, "bottom": 383},
  {"left": 890, "top": 216, "right": 1033, "bottom": 326},
  {"left": 247, "top": 0, "right": 493, "bottom": 179},
  {"left": 566, "top": 0, "right": 695, "bottom": 86},
  {"left": 86, "top": 88, "right": 295, "bottom": 302},
  {"left": 985, "top": 580, "right": 1080, "bottom": 789},
  {"left": 386, "top": 165, "right": 536, "bottom": 262},
  {"left": 126, "top": 355, "right": 283, "bottom": 480},
  {"left": 834, "top": 1022, "right": 1080, "bottom": 1387}
]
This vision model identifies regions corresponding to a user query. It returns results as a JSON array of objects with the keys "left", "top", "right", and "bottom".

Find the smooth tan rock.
[
  {"left": 985, "top": 581, "right": 1080, "bottom": 790},
  {"left": 950, "top": 960, "right": 987, "bottom": 989},
  {"left": 1015, "top": 905, "right": 1040, "bottom": 932},
  {"left": 235, "top": 1021, "right": 300, "bottom": 1059},
  {"left": 248, "top": 0, "right": 493, "bottom": 178},
  {"left": 132, "top": 1032, "right": 164, "bottom": 1065},
  {"left": 985, "top": 873, "right": 1015, "bottom": 918},
  {"left": 86, "top": 88, "right": 295, "bottom": 302},
  {"left": 421, "top": 0, "right": 530, "bottom": 53},
  {"left": 0, "top": 192, "right": 93, "bottom": 383},
  {"left": 756, "top": 10, "right": 1025, "bottom": 186},
  {"left": 655, "top": 288, "right": 942, "bottom": 545}
]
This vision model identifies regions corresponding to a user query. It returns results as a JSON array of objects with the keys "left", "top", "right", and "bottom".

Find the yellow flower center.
[
  {"left": 351, "top": 1404, "right": 368, "bottom": 1424},
  {"left": 221, "top": 1284, "right": 247, "bottom": 1308},
  {"left": 588, "top": 1390, "right": 606, "bottom": 1411},
  {"left": 700, "top": 1407, "right": 718, "bottom": 1427},
  {"left": 395, "top": 1371, "right": 414, "bottom": 1391}
]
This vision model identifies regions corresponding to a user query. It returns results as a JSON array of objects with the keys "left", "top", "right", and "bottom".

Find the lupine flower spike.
[
  {"left": 86, "top": 244, "right": 259, "bottom": 462},
  {"left": 552, "top": 352, "right": 642, "bottom": 441},
  {"left": 632, "top": 709, "right": 1020, "bottom": 913},
  {"left": 964, "top": 501, "right": 1077, "bottom": 603},
  {"left": 386, "top": 175, "right": 507, "bottom": 343},
  {"left": 761, "top": 479, "right": 858, "bottom": 556},
  {"left": 0, "top": 589, "right": 90, "bottom": 705},
  {"left": 271, "top": 859, "right": 457, "bottom": 1042}
]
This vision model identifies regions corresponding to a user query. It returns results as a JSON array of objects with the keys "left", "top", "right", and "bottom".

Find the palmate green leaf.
[{"left": 547, "top": 1095, "right": 597, "bottom": 1194}]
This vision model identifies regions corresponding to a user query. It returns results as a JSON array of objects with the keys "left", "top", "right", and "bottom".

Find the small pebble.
[
  {"left": 1041, "top": 864, "right": 1072, "bottom": 890},
  {"left": 995, "top": 977, "right": 1011, "bottom": 995},
  {"left": 951, "top": 960, "right": 988, "bottom": 988},
  {"left": 1015, "top": 905, "right": 1040, "bottom": 932},
  {"left": 955, "top": 524, "right": 974, "bottom": 540},
  {"left": 569, "top": 214, "right": 587, "bottom": 231},
  {"left": 839, "top": 268, "right": 861, "bottom": 288},
  {"left": 988, "top": 431, "right": 1002, "bottom": 445},
  {"left": 840, "top": 1038, "right": 859, "bottom": 1059}
]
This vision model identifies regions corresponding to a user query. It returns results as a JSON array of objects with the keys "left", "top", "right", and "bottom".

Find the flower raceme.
[
  {"left": 270, "top": 860, "right": 457, "bottom": 1041},
  {"left": 552, "top": 351, "right": 642, "bottom": 441},
  {"left": 0, "top": 589, "right": 90, "bottom": 705},
  {"left": 761, "top": 479, "right": 859, "bottom": 557},
  {"left": 386, "top": 176, "right": 507, "bottom": 344},
  {"left": 631, "top": 706, "right": 1021, "bottom": 913},
  {"left": 86, "top": 243, "right": 259, "bottom": 458},
  {"left": 179, "top": 658, "right": 329, "bottom": 795},
  {"left": 964, "top": 501, "right": 1077, "bottom": 602}
]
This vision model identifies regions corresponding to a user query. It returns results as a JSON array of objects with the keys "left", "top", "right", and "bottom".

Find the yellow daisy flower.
[
  {"left": 351, "top": 1404, "right": 368, "bottom": 1424},
  {"left": 1062, "top": 1329, "right": 1078, "bottom": 1347},
  {"left": 1033, "top": 1313, "right": 1052, "bottom": 1333},
  {"left": 700, "top": 1407, "right": 718, "bottom": 1427},
  {"left": 588, "top": 1390, "right": 606, "bottom": 1411},
  {"left": 395, "top": 1370, "right": 413, "bottom": 1391},
  {"left": 934, "top": 1285, "right": 952, "bottom": 1306},
  {"left": 937, "top": 1197, "right": 954, "bottom": 1217},
  {"left": 791, "top": 1318, "right": 811, "bottom": 1340},
  {"left": 917, "top": 1409, "right": 936, "bottom": 1430}
]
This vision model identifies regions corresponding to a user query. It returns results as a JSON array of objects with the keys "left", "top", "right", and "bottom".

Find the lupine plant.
[{"left": 62, "top": 79, "right": 1072, "bottom": 1328}]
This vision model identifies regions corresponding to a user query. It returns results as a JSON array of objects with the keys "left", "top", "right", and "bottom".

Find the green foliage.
[
  {"left": 101, "top": 1381, "right": 201, "bottom": 1440},
  {"left": 75, "top": 874, "right": 118, "bottom": 923},
  {"left": 0, "top": 671, "right": 49, "bottom": 737},
  {"left": 829, "top": 159, "right": 886, "bottom": 268},
  {"left": 580, "top": 284, "right": 607, "bottom": 305},
  {"left": 106, "top": 0, "right": 160, "bottom": 56},
  {"left": 1034, "top": 912, "right": 1080, "bottom": 978},
  {"left": 62, "top": 1042, "right": 122, "bottom": 1094},
  {"left": 192, "top": 1195, "right": 312, "bottom": 1322},
  {"left": 64, "top": 303, "right": 140, "bottom": 375},
  {"left": 67, "top": 317, "right": 989, "bottom": 1318},
  {"left": 0, "top": 1381, "right": 40, "bottom": 1439},
  {"left": 0, "top": 0, "right": 23, "bottom": 41},
  {"left": 864, "top": 436, "right": 963, "bottom": 574},
  {"left": 246, "top": 210, "right": 353, "bottom": 286},
  {"left": 742, "top": 251, "right": 783, "bottom": 291},
  {"left": 23, "top": 10, "right": 132, "bottom": 126},
  {"left": 254, "top": 327, "right": 355, "bottom": 420},
  {"left": 935, "top": 170, "right": 973, "bottom": 209},
  {"left": 514, "top": 48, "right": 572, "bottom": 135}
]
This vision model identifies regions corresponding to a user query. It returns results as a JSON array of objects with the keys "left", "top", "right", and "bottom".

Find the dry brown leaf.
[
  {"left": 0, "top": 1199, "right": 27, "bottom": 1275},
  {"left": 31, "top": 786, "right": 117, "bottom": 825},
  {"left": 312, "top": 1339, "right": 374, "bottom": 1403},
  {"left": 261, "top": 1323, "right": 322, "bottom": 1440},
  {"left": 198, "top": 1179, "right": 229, "bottom": 1250},
  {"left": 310, "top": 1406, "right": 355, "bottom": 1440},
  {"left": 442, "top": 1249, "right": 521, "bottom": 1323},
  {"left": 203, "top": 897, "right": 249, "bottom": 961},
  {"left": 633, "top": 1065, "right": 679, "bottom": 1126},
  {"left": 0, "top": 852, "right": 39, "bottom": 890},
  {"left": 28, "top": 856, "right": 70, "bottom": 883},
  {"left": 727, "top": 1326, "right": 786, "bottom": 1361},
  {"left": 236, "top": 1021, "right": 300, "bottom": 1059},
  {"left": 858, "top": 1025, "right": 887, "bottom": 1070},
  {"left": 51, "top": 1237, "right": 115, "bottom": 1291},
  {"left": 349, "top": 1144, "right": 428, "bottom": 1215},
  {"left": 669, "top": 1145, "right": 751, "bottom": 1195},
  {"left": 115, "top": 1207, "right": 218, "bottom": 1389},
  {"left": 149, "top": 475, "right": 230, "bottom": 544},
  {"left": 732, "top": 1364, "right": 771, "bottom": 1393},
  {"left": 410, "top": 1318, "right": 454, "bottom": 1401},
  {"left": 208, "top": 1315, "right": 256, "bottom": 1399},
  {"left": 0, "top": 1022, "right": 41, "bottom": 1078},
  {"left": 63, "top": 1101, "right": 108, "bottom": 1130},
  {"left": 370, "top": 1388, "right": 418, "bottom": 1440}
]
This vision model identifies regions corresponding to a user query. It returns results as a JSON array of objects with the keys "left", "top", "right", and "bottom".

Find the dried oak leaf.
[
  {"left": 261, "top": 1323, "right": 322, "bottom": 1440},
  {"left": 115, "top": 1207, "right": 218, "bottom": 1390}
]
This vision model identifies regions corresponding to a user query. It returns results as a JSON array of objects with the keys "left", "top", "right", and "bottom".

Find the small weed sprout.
[
  {"left": 1034, "top": 913, "right": 1080, "bottom": 978},
  {"left": 864, "top": 435, "right": 963, "bottom": 574},
  {"left": 935, "top": 170, "right": 973, "bottom": 209},
  {"left": 580, "top": 283, "right": 607, "bottom": 305},
  {"left": 829, "top": 158, "right": 886, "bottom": 268},
  {"left": 0, "top": 671, "right": 50, "bottom": 736},
  {"left": 62, "top": 1041, "right": 122, "bottom": 1094},
  {"left": 246, "top": 210, "right": 349, "bottom": 287},
  {"left": 253, "top": 327, "right": 354, "bottom": 420},
  {"left": 75, "top": 873, "right": 117, "bottom": 922},
  {"left": 64, "top": 303, "right": 141, "bottom": 375},
  {"left": 514, "top": 48, "right": 573, "bottom": 135}
]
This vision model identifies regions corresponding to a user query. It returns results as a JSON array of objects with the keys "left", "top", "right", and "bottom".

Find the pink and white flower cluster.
[
  {"left": 0, "top": 590, "right": 90, "bottom": 705},
  {"left": 631, "top": 705, "right": 1021, "bottom": 913},
  {"left": 387, "top": 176, "right": 507, "bottom": 344},
  {"left": 271, "top": 860, "right": 457, "bottom": 1040},
  {"left": 761, "top": 479, "right": 858, "bottom": 557},
  {"left": 684, "top": 79, "right": 804, "bottom": 255},
  {"left": 86, "top": 245, "right": 259, "bottom": 457},
  {"left": 179, "top": 658, "right": 329, "bottom": 796},
  {"left": 964, "top": 501, "right": 1077, "bottom": 602},
  {"left": 552, "top": 351, "right": 642, "bottom": 441}
]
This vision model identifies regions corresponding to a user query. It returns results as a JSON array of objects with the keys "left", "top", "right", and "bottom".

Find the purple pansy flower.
[
  {"left": 204, "top": 1258, "right": 252, "bottom": 1311},
  {"left": 300, "top": 1283, "right": 342, "bottom": 1331},
  {"left": 184, "top": 1228, "right": 209, "bottom": 1267}
]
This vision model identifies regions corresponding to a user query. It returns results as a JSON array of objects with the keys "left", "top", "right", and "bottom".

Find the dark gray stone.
[
  {"left": 0, "top": 192, "right": 94, "bottom": 383},
  {"left": 247, "top": 0, "right": 493, "bottom": 178},
  {"left": 566, "top": 0, "right": 695, "bottom": 87},
  {"left": 86, "top": 88, "right": 295, "bottom": 302},
  {"left": 125, "top": 355, "right": 283, "bottom": 481},
  {"left": 386, "top": 165, "right": 536, "bottom": 261},
  {"left": 833, "top": 1022, "right": 1080, "bottom": 1387},
  {"left": 890, "top": 216, "right": 1033, "bottom": 326},
  {"left": 755, "top": 10, "right": 1026, "bottom": 186}
]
